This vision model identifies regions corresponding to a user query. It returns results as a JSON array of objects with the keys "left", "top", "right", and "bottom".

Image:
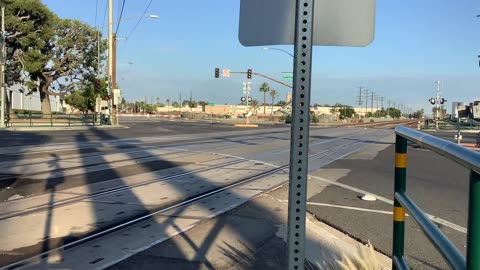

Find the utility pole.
[
  {"left": 370, "top": 91, "right": 375, "bottom": 115},
  {"left": 435, "top": 80, "right": 440, "bottom": 130},
  {"left": 190, "top": 90, "right": 192, "bottom": 112},
  {"left": 179, "top": 93, "right": 182, "bottom": 113},
  {"left": 387, "top": 99, "right": 391, "bottom": 118},
  {"left": 107, "top": 0, "right": 115, "bottom": 125},
  {"left": 364, "top": 89, "right": 369, "bottom": 117},
  {"left": 357, "top": 87, "right": 363, "bottom": 118},
  {"left": 0, "top": 1, "right": 5, "bottom": 127},
  {"left": 97, "top": 31, "right": 101, "bottom": 78}
]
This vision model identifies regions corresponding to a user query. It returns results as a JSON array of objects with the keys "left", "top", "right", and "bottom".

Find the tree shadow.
[{"left": 0, "top": 126, "right": 371, "bottom": 270}]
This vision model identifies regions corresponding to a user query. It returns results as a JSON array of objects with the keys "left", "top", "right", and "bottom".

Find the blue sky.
[{"left": 42, "top": 0, "right": 480, "bottom": 114}]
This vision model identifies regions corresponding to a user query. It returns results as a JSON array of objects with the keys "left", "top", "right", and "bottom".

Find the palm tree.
[
  {"left": 259, "top": 82, "right": 270, "bottom": 115},
  {"left": 270, "top": 89, "right": 278, "bottom": 117}
]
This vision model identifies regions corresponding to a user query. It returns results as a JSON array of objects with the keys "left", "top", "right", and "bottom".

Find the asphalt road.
[
  {"left": 307, "top": 139, "right": 470, "bottom": 269},
  {"left": 0, "top": 120, "right": 472, "bottom": 269},
  {"left": 0, "top": 123, "right": 395, "bottom": 268},
  {"left": 424, "top": 130, "right": 478, "bottom": 144},
  {"left": 0, "top": 116, "right": 285, "bottom": 147}
]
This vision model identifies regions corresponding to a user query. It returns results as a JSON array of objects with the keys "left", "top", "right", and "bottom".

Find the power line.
[
  {"left": 116, "top": 0, "right": 126, "bottom": 34},
  {"left": 94, "top": 0, "right": 99, "bottom": 28},
  {"left": 102, "top": 0, "right": 108, "bottom": 34},
  {"left": 126, "top": 0, "right": 153, "bottom": 41}
]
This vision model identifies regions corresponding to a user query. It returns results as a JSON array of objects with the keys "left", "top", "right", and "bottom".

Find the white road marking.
[
  {"left": 309, "top": 175, "right": 467, "bottom": 234},
  {"left": 278, "top": 200, "right": 398, "bottom": 215}
]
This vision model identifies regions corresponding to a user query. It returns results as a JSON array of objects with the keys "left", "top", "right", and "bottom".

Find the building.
[{"left": 451, "top": 101, "right": 464, "bottom": 119}]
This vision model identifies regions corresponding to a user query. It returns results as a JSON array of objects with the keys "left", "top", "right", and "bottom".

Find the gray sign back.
[{"left": 239, "top": 0, "right": 375, "bottom": 47}]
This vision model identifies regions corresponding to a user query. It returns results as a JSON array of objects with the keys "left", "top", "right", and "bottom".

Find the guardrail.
[
  {"left": 392, "top": 126, "right": 480, "bottom": 269},
  {"left": 7, "top": 113, "right": 110, "bottom": 127}
]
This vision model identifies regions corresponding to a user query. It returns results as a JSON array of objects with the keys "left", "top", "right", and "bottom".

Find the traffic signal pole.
[{"left": 228, "top": 71, "right": 293, "bottom": 89}]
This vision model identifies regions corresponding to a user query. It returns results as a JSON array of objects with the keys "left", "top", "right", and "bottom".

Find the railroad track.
[
  {"left": 0, "top": 129, "right": 393, "bottom": 269},
  {"left": 0, "top": 129, "right": 378, "bottom": 220}
]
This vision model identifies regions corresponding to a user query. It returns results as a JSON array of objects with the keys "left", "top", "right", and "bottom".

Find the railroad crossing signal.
[
  {"left": 215, "top": 68, "right": 220, "bottom": 78},
  {"left": 247, "top": 69, "right": 252, "bottom": 79},
  {"left": 223, "top": 69, "right": 230, "bottom": 77},
  {"left": 429, "top": 97, "right": 447, "bottom": 105},
  {"left": 243, "top": 81, "right": 251, "bottom": 92},
  {"left": 240, "top": 96, "right": 252, "bottom": 103}
]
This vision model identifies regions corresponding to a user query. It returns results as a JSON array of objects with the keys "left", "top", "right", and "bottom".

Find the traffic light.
[
  {"left": 440, "top": 98, "right": 447, "bottom": 104},
  {"left": 105, "top": 95, "right": 110, "bottom": 101},
  {"left": 428, "top": 98, "right": 435, "bottom": 105},
  {"left": 247, "top": 69, "right": 252, "bottom": 79},
  {"left": 215, "top": 68, "right": 219, "bottom": 78},
  {"left": 94, "top": 79, "right": 101, "bottom": 92}
]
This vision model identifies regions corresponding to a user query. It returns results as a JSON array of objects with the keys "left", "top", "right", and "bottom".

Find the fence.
[
  {"left": 7, "top": 113, "right": 108, "bottom": 127},
  {"left": 392, "top": 126, "right": 480, "bottom": 269}
]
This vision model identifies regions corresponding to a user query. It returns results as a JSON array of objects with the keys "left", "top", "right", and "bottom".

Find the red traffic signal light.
[
  {"left": 247, "top": 69, "right": 252, "bottom": 79},
  {"left": 105, "top": 95, "right": 110, "bottom": 101},
  {"left": 215, "top": 68, "right": 219, "bottom": 78}
]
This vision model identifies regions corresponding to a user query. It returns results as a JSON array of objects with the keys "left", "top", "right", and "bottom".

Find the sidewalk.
[{"left": 108, "top": 179, "right": 391, "bottom": 270}]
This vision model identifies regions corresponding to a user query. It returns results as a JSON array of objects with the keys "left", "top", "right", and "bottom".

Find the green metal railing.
[
  {"left": 393, "top": 126, "right": 480, "bottom": 269},
  {"left": 7, "top": 113, "right": 109, "bottom": 127}
]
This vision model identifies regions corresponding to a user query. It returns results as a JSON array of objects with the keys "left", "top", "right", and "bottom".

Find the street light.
[{"left": 262, "top": 47, "right": 294, "bottom": 58}]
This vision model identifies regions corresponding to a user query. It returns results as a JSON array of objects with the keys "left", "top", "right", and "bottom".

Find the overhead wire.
[
  {"left": 94, "top": 0, "right": 99, "bottom": 28},
  {"left": 116, "top": 0, "right": 126, "bottom": 34},
  {"left": 125, "top": 0, "right": 153, "bottom": 41},
  {"left": 102, "top": 0, "right": 108, "bottom": 35}
]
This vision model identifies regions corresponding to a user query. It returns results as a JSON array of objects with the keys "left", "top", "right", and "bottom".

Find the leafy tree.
[
  {"left": 5, "top": 0, "right": 56, "bottom": 86},
  {"left": 5, "top": 2, "right": 103, "bottom": 114},
  {"left": 64, "top": 77, "right": 107, "bottom": 114},
  {"left": 329, "top": 103, "right": 355, "bottom": 119},
  {"left": 250, "top": 99, "right": 259, "bottom": 110},
  {"left": 259, "top": 82, "right": 270, "bottom": 114},
  {"left": 188, "top": 100, "right": 197, "bottom": 108},
  {"left": 340, "top": 107, "right": 355, "bottom": 119},
  {"left": 172, "top": 101, "right": 180, "bottom": 108},
  {"left": 65, "top": 90, "right": 89, "bottom": 113},
  {"left": 276, "top": 100, "right": 287, "bottom": 106},
  {"left": 387, "top": 107, "right": 402, "bottom": 119},
  {"left": 432, "top": 106, "right": 446, "bottom": 119},
  {"left": 146, "top": 104, "right": 156, "bottom": 114},
  {"left": 413, "top": 109, "right": 424, "bottom": 118}
]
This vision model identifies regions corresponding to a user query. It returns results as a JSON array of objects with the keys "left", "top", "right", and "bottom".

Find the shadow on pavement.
[{"left": 0, "top": 127, "right": 356, "bottom": 270}]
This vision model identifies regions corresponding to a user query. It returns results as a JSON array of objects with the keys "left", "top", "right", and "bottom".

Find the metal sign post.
[
  {"left": 287, "top": 0, "right": 314, "bottom": 269},
  {"left": 238, "top": 1, "right": 375, "bottom": 268}
]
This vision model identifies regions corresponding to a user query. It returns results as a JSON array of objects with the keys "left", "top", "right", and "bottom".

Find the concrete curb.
[{"left": 4, "top": 125, "right": 129, "bottom": 132}]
